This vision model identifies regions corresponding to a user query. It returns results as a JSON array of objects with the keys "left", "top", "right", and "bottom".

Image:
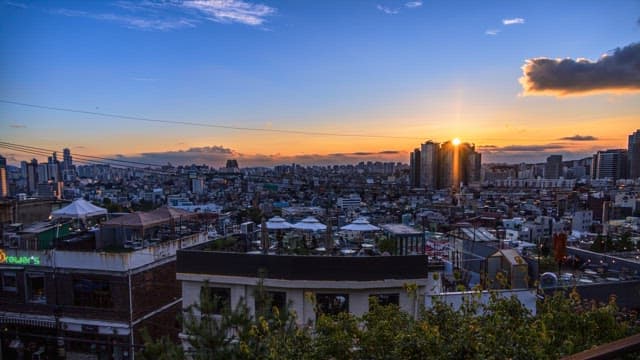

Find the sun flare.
[{"left": 452, "top": 137, "right": 461, "bottom": 146}]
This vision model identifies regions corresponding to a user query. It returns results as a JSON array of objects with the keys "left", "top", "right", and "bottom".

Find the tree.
[{"left": 139, "top": 285, "right": 640, "bottom": 359}]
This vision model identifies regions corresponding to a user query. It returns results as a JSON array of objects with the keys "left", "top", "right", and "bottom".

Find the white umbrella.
[
  {"left": 293, "top": 216, "right": 326, "bottom": 231},
  {"left": 340, "top": 218, "right": 380, "bottom": 232},
  {"left": 265, "top": 216, "right": 294, "bottom": 230},
  {"left": 51, "top": 199, "right": 107, "bottom": 220}
]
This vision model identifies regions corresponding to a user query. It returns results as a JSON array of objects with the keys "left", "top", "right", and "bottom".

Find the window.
[
  {"left": 316, "top": 294, "right": 349, "bottom": 316},
  {"left": 369, "top": 293, "right": 399, "bottom": 309},
  {"left": 255, "top": 291, "right": 286, "bottom": 315},
  {"left": 200, "top": 287, "right": 231, "bottom": 314},
  {"left": 26, "top": 273, "right": 46, "bottom": 303},
  {"left": 1, "top": 272, "right": 17, "bottom": 292},
  {"left": 73, "top": 279, "right": 113, "bottom": 308}
]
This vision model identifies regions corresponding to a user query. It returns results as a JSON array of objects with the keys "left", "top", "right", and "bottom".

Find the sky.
[{"left": 1, "top": 0, "right": 639, "bottom": 167}]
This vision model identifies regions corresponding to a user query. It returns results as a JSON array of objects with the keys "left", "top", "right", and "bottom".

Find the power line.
[
  {"left": 0, "top": 99, "right": 423, "bottom": 140},
  {"left": 0, "top": 141, "right": 166, "bottom": 168},
  {"left": 0, "top": 141, "right": 177, "bottom": 176}
]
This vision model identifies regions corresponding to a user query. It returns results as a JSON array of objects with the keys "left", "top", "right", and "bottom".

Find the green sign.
[{"left": 0, "top": 250, "right": 41, "bottom": 265}]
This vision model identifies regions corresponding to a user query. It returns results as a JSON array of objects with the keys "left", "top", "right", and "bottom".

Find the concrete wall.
[
  {"left": 180, "top": 275, "right": 425, "bottom": 324},
  {"left": 425, "top": 289, "right": 537, "bottom": 315}
]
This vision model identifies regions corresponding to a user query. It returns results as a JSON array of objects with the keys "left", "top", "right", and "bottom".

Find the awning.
[{"left": 0, "top": 312, "right": 56, "bottom": 328}]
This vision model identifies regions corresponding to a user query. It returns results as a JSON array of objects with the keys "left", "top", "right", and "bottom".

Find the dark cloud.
[
  {"left": 116, "top": 146, "right": 406, "bottom": 167},
  {"left": 3, "top": 154, "right": 18, "bottom": 162},
  {"left": 9, "top": 124, "right": 26, "bottom": 128},
  {"left": 477, "top": 143, "right": 592, "bottom": 164},
  {"left": 559, "top": 135, "right": 598, "bottom": 141},
  {"left": 498, "top": 144, "right": 565, "bottom": 152},
  {"left": 520, "top": 42, "right": 640, "bottom": 96}
]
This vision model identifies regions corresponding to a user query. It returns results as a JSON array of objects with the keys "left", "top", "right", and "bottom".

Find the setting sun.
[{"left": 452, "top": 138, "right": 461, "bottom": 146}]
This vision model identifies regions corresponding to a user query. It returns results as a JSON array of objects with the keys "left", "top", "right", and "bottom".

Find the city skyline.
[{"left": 1, "top": 1, "right": 639, "bottom": 167}]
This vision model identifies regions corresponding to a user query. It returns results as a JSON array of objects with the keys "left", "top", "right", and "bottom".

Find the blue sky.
[{"left": 1, "top": 0, "right": 639, "bottom": 166}]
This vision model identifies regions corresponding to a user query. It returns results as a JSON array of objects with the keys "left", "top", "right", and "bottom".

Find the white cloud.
[
  {"left": 182, "top": 0, "right": 276, "bottom": 26},
  {"left": 54, "top": 8, "right": 197, "bottom": 30},
  {"left": 51, "top": 0, "right": 276, "bottom": 31},
  {"left": 502, "top": 17, "right": 525, "bottom": 25},
  {"left": 485, "top": 29, "right": 500, "bottom": 36},
  {"left": 376, "top": 4, "right": 399, "bottom": 14},
  {"left": 405, "top": 1, "right": 422, "bottom": 8},
  {"left": 4, "top": 1, "right": 27, "bottom": 8}
]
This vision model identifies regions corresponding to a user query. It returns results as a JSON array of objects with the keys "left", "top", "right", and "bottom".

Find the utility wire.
[
  {"left": 0, "top": 99, "right": 423, "bottom": 140},
  {"left": 0, "top": 142, "right": 176, "bottom": 176},
  {"left": 0, "top": 141, "right": 166, "bottom": 168}
]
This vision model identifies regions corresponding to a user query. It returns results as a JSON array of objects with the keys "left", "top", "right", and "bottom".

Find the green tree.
[{"left": 139, "top": 285, "right": 640, "bottom": 359}]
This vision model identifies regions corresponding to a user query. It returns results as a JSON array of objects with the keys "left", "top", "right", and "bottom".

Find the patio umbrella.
[
  {"left": 293, "top": 217, "right": 326, "bottom": 231},
  {"left": 264, "top": 216, "right": 294, "bottom": 230},
  {"left": 340, "top": 218, "right": 380, "bottom": 232},
  {"left": 51, "top": 199, "right": 107, "bottom": 220}
]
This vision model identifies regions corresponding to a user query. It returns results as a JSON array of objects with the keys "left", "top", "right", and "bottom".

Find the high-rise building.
[
  {"left": 629, "top": 129, "right": 640, "bottom": 179},
  {"left": 26, "top": 158, "right": 38, "bottom": 194},
  {"left": 226, "top": 159, "right": 239, "bottom": 169},
  {"left": 0, "top": 154, "right": 7, "bottom": 198},
  {"left": 411, "top": 139, "right": 481, "bottom": 190},
  {"left": 592, "top": 149, "right": 628, "bottom": 180},
  {"left": 63, "top": 148, "right": 72, "bottom": 168},
  {"left": 61, "top": 148, "right": 76, "bottom": 181},
  {"left": 409, "top": 148, "right": 421, "bottom": 187},
  {"left": 191, "top": 177, "right": 205, "bottom": 194},
  {"left": 545, "top": 155, "right": 563, "bottom": 179},
  {"left": 420, "top": 141, "right": 439, "bottom": 189},
  {"left": 437, "top": 141, "right": 481, "bottom": 190}
]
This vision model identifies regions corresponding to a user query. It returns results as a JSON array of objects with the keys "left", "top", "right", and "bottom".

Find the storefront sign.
[{"left": 0, "top": 249, "right": 41, "bottom": 265}]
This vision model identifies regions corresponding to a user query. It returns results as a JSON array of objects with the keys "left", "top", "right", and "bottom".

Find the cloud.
[
  {"left": 405, "top": 1, "right": 422, "bottom": 8},
  {"left": 4, "top": 1, "right": 27, "bottom": 8},
  {"left": 3, "top": 154, "right": 19, "bottom": 162},
  {"left": 54, "top": 8, "right": 198, "bottom": 30},
  {"left": 52, "top": 0, "right": 276, "bottom": 30},
  {"left": 520, "top": 42, "right": 640, "bottom": 96},
  {"left": 559, "top": 135, "right": 598, "bottom": 141},
  {"left": 182, "top": 0, "right": 276, "bottom": 26},
  {"left": 478, "top": 145, "right": 498, "bottom": 150},
  {"left": 498, "top": 144, "right": 565, "bottom": 152},
  {"left": 376, "top": 5, "right": 399, "bottom": 14},
  {"left": 485, "top": 29, "right": 500, "bottom": 36},
  {"left": 479, "top": 144, "right": 565, "bottom": 153},
  {"left": 9, "top": 124, "right": 26, "bottom": 128},
  {"left": 477, "top": 143, "right": 595, "bottom": 164},
  {"left": 115, "top": 146, "right": 407, "bottom": 167},
  {"left": 502, "top": 17, "right": 524, "bottom": 25}
]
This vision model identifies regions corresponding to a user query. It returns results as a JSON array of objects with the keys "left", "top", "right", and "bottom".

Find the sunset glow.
[{"left": 0, "top": 1, "right": 638, "bottom": 166}]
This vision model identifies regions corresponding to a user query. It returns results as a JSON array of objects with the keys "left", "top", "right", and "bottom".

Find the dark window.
[
  {"left": 26, "top": 273, "right": 46, "bottom": 303},
  {"left": 73, "top": 279, "right": 113, "bottom": 308},
  {"left": 2, "top": 272, "right": 17, "bottom": 292},
  {"left": 369, "top": 293, "right": 399, "bottom": 309},
  {"left": 200, "top": 287, "right": 231, "bottom": 314},
  {"left": 255, "top": 291, "right": 286, "bottom": 315},
  {"left": 316, "top": 293, "right": 349, "bottom": 316}
]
